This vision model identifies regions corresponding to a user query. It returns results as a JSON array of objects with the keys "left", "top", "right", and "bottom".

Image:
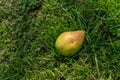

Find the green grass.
[{"left": 0, "top": 0, "right": 120, "bottom": 80}]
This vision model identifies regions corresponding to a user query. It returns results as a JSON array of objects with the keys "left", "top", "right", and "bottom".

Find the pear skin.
[{"left": 55, "top": 30, "right": 85, "bottom": 56}]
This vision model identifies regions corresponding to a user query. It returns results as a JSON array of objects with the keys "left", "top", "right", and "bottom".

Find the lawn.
[{"left": 0, "top": 0, "right": 120, "bottom": 80}]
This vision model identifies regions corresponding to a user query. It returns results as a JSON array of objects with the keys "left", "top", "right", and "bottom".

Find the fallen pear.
[{"left": 55, "top": 30, "right": 85, "bottom": 56}]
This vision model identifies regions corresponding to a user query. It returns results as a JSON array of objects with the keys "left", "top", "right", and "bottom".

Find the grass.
[{"left": 0, "top": 0, "right": 120, "bottom": 80}]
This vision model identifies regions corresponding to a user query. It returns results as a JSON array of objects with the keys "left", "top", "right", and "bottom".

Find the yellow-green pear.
[{"left": 55, "top": 30, "right": 85, "bottom": 56}]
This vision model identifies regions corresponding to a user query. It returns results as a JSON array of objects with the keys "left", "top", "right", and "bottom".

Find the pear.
[{"left": 55, "top": 30, "right": 85, "bottom": 56}]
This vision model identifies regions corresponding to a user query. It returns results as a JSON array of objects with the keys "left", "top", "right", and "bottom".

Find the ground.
[{"left": 0, "top": 0, "right": 120, "bottom": 80}]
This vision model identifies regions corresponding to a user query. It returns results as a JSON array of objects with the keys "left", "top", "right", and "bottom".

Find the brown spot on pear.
[{"left": 55, "top": 30, "right": 85, "bottom": 56}]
